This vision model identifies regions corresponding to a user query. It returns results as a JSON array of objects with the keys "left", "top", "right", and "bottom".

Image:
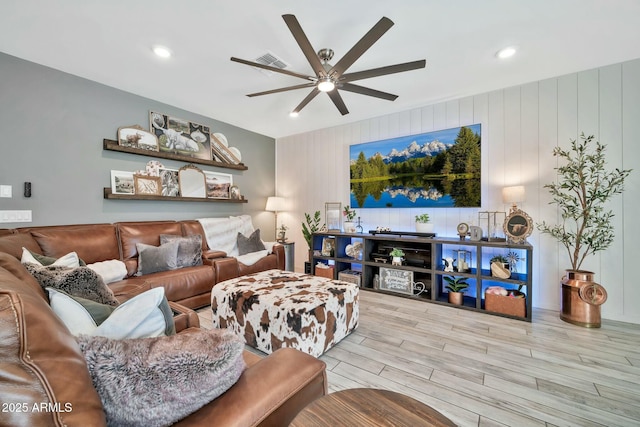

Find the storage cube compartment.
[{"left": 485, "top": 292, "right": 526, "bottom": 317}]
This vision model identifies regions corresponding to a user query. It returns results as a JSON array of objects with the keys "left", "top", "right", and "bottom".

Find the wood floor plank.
[{"left": 196, "top": 287, "right": 640, "bottom": 426}]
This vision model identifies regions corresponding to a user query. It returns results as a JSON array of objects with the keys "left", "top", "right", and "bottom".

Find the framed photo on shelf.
[
  {"left": 504, "top": 208, "right": 533, "bottom": 244},
  {"left": 203, "top": 171, "right": 232, "bottom": 199},
  {"left": 229, "top": 185, "right": 241, "bottom": 200},
  {"left": 379, "top": 267, "right": 414, "bottom": 295},
  {"left": 158, "top": 168, "right": 180, "bottom": 197},
  {"left": 117, "top": 125, "right": 159, "bottom": 151},
  {"left": 149, "top": 111, "right": 212, "bottom": 161},
  {"left": 110, "top": 170, "right": 134, "bottom": 195},
  {"left": 133, "top": 174, "right": 161, "bottom": 195},
  {"left": 321, "top": 237, "right": 335, "bottom": 257}
]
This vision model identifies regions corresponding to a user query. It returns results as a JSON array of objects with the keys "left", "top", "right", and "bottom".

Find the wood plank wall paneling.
[{"left": 276, "top": 58, "right": 640, "bottom": 324}]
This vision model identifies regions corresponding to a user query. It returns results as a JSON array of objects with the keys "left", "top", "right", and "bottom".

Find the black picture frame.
[{"left": 504, "top": 208, "right": 533, "bottom": 243}]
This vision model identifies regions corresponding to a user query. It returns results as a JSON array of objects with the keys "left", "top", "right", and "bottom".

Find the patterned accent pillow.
[
  {"left": 77, "top": 329, "right": 245, "bottom": 426},
  {"left": 24, "top": 263, "right": 120, "bottom": 306},
  {"left": 159, "top": 234, "right": 203, "bottom": 268},
  {"left": 237, "top": 229, "right": 265, "bottom": 255}
]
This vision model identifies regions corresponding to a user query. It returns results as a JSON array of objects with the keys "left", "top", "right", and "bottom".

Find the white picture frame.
[{"left": 110, "top": 170, "right": 134, "bottom": 195}]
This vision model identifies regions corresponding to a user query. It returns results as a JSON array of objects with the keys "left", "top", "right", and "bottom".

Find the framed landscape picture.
[
  {"left": 349, "top": 124, "right": 481, "bottom": 208},
  {"left": 204, "top": 171, "right": 232, "bottom": 199},
  {"left": 110, "top": 170, "right": 134, "bottom": 195}
]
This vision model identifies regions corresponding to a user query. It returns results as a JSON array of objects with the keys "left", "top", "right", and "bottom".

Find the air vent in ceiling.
[{"left": 254, "top": 52, "right": 288, "bottom": 76}]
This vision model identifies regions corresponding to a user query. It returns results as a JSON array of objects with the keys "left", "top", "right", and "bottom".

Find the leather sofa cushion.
[
  {"left": 29, "top": 224, "right": 120, "bottom": 265},
  {"left": 117, "top": 221, "right": 183, "bottom": 277},
  {"left": 0, "top": 232, "right": 42, "bottom": 259},
  {"left": 0, "top": 253, "right": 106, "bottom": 426},
  {"left": 134, "top": 264, "right": 215, "bottom": 303}
]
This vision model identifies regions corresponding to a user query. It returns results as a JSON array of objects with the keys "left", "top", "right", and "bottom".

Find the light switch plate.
[
  {"left": 0, "top": 210, "right": 32, "bottom": 223},
  {"left": 0, "top": 185, "right": 11, "bottom": 198}
]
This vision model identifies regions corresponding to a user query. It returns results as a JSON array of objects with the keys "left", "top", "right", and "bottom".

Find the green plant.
[
  {"left": 389, "top": 248, "right": 405, "bottom": 257},
  {"left": 415, "top": 213, "right": 430, "bottom": 223},
  {"left": 444, "top": 276, "right": 469, "bottom": 293},
  {"left": 302, "top": 211, "right": 324, "bottom": 250},
  {"left": 537, "top": 133, "right": 632, "bottom": 271},
  {"left": 343, "top": 205, "right": 356, "bottom": 221}
]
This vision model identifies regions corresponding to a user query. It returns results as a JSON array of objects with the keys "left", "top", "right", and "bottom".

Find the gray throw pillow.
[
  {"left": 24, "top": 263, "right": 120, "bottom": 306},
  {"left": 160, "top": 234, "right": 203, "bottom": 268},
  {"left": 77, "top": 329, "right": 246, "bottom": 427},
  {"left": 136, "top": 241, "right": 179, "bottom": 276},
  {"left": 237, "top": 229, "right": 265, "bottom": 255}
]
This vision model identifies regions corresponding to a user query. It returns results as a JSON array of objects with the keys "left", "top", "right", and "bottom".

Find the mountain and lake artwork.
[{"left": 349, "top": 124, "right": 481, "bottom": 208}]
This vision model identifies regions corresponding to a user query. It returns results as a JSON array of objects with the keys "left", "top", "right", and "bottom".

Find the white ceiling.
[{"left": 3, "top": 1, "right": 640, "bottom": 139}]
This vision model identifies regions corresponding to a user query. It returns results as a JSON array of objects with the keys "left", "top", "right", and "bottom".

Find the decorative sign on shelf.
[{"left": 379, "top": 268, "right": 413, "bottom": 295}]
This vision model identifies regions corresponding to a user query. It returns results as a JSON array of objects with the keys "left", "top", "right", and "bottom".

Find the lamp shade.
[
  {"left": 265, "top": 196, "right": 286, "bottom": 212},
  {"left": 502, "top": 186, "right": 526, "bottom": 204}
]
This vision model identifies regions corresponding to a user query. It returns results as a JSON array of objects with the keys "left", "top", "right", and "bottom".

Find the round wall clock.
[
  {"left": 504, "top": 208, "right": 533, "bottom": 243},
  {"left": 457, "top": 222, "right": 469, "bottom": 240}
]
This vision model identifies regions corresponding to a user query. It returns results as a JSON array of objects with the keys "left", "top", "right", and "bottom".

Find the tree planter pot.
[{"left": 560, "top": 270, "right": 607, "bottom": 328}]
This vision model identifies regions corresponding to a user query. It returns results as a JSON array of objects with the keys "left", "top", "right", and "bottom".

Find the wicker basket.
[
  {"left": 485, "top": 292, "right": 526, "bottom": 317},
  {"left": 315, "top": 266, "right": 334, "bottom": 279}
]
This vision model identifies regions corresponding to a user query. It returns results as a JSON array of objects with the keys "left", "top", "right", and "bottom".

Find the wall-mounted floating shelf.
[
  {"left": 103, "top": 188, "right": 248, "bottom": 203},
  {"left": 103, "top": 139, "right": 248, "bottom": 171}
]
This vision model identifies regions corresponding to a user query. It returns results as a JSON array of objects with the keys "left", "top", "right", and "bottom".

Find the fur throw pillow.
[
  {"left": 77, "top": 329, "right": 246, "bottom": 427},
  {"left": 24, "top": 263, "right": 119, "bottom": 306}
]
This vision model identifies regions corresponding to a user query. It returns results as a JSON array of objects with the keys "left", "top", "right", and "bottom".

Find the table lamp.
[
  {"left": 265, "top": 196, "right": 287, "bottom": 241},
  {"left": 502, "top": 185, "right": 525, "bottom": 213}
]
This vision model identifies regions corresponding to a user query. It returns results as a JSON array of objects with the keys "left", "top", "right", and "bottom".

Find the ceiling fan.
[{"left": 231, "top": 14, "right": 426, "bottom": 116}]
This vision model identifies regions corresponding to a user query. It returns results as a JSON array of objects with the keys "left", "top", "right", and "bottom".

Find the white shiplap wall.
[{"left": 276, "top": 58, "right": 640, "bottom": 324}]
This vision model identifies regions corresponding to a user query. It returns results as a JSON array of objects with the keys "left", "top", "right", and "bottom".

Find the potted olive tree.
[{"left": 538, "top": 133, "right": 631, "bottom": 327}]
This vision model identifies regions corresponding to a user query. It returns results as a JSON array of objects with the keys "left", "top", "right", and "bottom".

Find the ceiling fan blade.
[
  {"left": 230, "top": 57, "right": 313, "bottom": 81},
  {"left": 292, "top": 88, "right": 321, "bottom": 114},
  {"left": 247, "top": 83, "right": 316, "bottom": 97},
  {"left": 339, "top": 83, "right": 398, "bottom": 101},
  {"left": 282, "top": 14, "right": 327, "bottom": 78},
  {"left": 329, "top": 17, "right": 394, "bottom": 77},
  {"left": 341, "top": 59, "right": 426, "bottom": 83},
  {"left": 327, "top": 90, "right": 349, "bottom": 115}
]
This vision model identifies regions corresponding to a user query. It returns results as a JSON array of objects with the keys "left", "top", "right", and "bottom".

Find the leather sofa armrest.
[
  {"left": 174, "top": 348, "right": 327, "bottom": 426},
  {"left": 272, "top": 244, "right": 285, "bottom": 270},
  {"left": 203, "top": 250, "right": 226, "bottom": 261},
  {"left": 168, "top": 301, "right": 200, "bottom": 331},
  {"left": 213, "top": 257, "right": 240, "bottom": 283}
]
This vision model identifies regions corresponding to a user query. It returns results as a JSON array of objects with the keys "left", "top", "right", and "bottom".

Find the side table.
[
  {"left": 280, "top": 241, "right": 294, "bottom": 272},
  {"left": 290, "top": 388, "right": 456, "bottom": 426}
]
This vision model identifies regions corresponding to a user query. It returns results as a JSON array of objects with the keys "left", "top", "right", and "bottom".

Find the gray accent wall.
[{"left": 0, "top": 52, "right": 277, "bottom": 238}]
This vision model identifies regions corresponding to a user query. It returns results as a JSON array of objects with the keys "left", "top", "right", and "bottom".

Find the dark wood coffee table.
[{"left": 290, "top": 388, "right": 456, "bottom": 426}]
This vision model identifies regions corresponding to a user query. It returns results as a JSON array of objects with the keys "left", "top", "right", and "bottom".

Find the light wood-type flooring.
[{"left": 197, "top": 290, "right": 640, "bottom": 426}]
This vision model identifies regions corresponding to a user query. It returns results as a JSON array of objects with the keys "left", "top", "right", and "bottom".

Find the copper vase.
[
  {"left": 448, "top": 292, "right": 464, "bottom": 305},
  {"left": 560, "top": 270, "right": 608, "bottom": 328}
]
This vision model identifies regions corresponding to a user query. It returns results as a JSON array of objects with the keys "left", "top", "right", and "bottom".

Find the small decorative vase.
[
  {"left": 448, "top": 292, "right": 463, "bottom": 305},
  {"left": 560, "top": 270, "right": 608, "bottom": 328},
  {"left": 415, "top": 222, "right": 434, "bottom": 233},
  {"left": 392, "top": 256, "right": 403, "bottom": 266},
  {"left": 343, "top": 221, "right": 356, "bottom": 233}
]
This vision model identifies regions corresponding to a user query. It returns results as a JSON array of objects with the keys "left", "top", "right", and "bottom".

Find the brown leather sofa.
[
  {"left": 0, "top": 252, "right": 327, "bottom": 426},
  {"left": 0, "top": 219, "right": 285, "bottom": 309}
]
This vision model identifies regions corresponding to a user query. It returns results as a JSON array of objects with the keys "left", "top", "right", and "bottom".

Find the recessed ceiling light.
[
  {"left": 496, "top": 46, "right": 517, "bottom": 59},
  {"left": 152, "top": 45, "right": 172, "bottom": 58}
]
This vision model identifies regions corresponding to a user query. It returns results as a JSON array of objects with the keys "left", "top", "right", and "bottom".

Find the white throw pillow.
[
  {"left": 87, "top": 259, "right": 128, "bottom": 284},
  {"left": 21, "top": 247, "right": 80, "bottom": 268},
  {"left": 47, "top": 287, "right": 175, "bottom": 339}
]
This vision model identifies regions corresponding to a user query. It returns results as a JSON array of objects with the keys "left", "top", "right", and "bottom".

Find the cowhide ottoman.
[{"left": 211, "top": 269, "right": 359, "bottom": 358}]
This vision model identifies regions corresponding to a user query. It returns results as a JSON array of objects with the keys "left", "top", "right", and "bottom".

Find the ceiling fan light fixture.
[
  {"left": 317, "top": 77, "right": 335, "bottom": 92},
  {"left": 289, "top": 111, "right": 299, "bottom": 118}
]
